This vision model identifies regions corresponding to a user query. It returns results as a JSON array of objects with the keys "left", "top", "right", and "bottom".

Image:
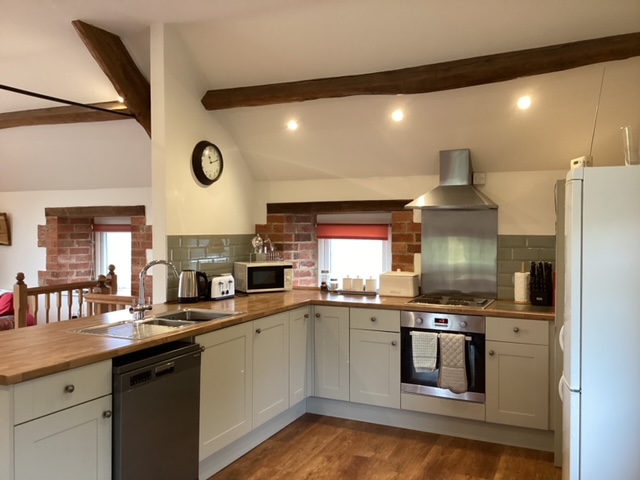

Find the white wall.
[
  {"left": 255, "top": 169, "right": 567, "bottom": 235},
  {"left": 149, "top": 25, "right": 257, "bottom": 300},
  {"left": 0, "top": 188, "right": 151, "bottom": 290}
]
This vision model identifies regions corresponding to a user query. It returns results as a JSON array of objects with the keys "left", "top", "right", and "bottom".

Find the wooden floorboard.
[{"left": 208, "top": 414, "right": 562, "bottom": 480}]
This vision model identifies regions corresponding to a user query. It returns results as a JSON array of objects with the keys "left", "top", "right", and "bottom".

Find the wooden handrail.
[{"left": 13, "top": 265, "right": 120, "bottom": 328}]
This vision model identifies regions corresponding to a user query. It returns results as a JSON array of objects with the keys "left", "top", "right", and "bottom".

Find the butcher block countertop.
[{"left": 0, "top": 290, "right": 554, "bottom": 386}]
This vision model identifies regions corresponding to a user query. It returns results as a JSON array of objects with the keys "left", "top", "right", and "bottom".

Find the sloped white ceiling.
[{"left": 1, "top": 0, "right": 639, "bottom": 191}]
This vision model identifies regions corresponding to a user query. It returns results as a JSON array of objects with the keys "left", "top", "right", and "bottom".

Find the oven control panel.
[{"left": 400, "top": 311, "right": 485, "bottom": 334}]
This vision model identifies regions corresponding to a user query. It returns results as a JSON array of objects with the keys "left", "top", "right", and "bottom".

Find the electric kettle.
[{"left": 178, "top": 270, "right": 208, "bottom": 303}]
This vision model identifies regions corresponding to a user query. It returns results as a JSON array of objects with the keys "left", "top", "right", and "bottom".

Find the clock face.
[
  {"left": 201, "top": 145, "right": 222, "bottom": 180},
  {"left": 192, "top": 141, "right": 223, "bottom": 186}
]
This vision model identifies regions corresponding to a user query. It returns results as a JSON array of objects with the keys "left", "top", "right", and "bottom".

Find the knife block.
[{"left": 530, "top": 289, "right": 552, "bottom": 306}]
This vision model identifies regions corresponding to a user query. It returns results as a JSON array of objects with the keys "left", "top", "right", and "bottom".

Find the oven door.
[{"left": 400, "top": 327, "right": 486, "bottom": 403}]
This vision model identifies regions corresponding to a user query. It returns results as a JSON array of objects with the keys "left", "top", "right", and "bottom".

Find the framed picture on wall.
[{"left": 0, "top": 213, "right": 11, "bottom": 246}]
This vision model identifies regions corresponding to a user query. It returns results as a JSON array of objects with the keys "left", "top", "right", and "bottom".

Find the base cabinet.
[
  {"left": 350, "top": 329, "right": 400, "bottom": 408},
  {"left": 314, "top": 306, "right": 350, "bottom": 401},
  {"left": 198, "top": 322, "right": 253, "bottom": 460},
  {"left": 485, "top": 317, "right": 550, "bottom": 430},
  {"left": 252, "top": 312, "right": 290, "bottom": 428},
  {"left": 14, "top": 395, "right": 112, "bottom": 480},
  {"left": 289, "top": 307, "right": 311, "bottom": 405},
  {"left": 349, "top": 308, "right": 400, "bottom": 409}
]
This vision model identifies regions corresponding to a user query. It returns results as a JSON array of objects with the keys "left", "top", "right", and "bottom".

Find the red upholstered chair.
[{"left": 0, "top": 293, "right": 36, "bottom": 330}]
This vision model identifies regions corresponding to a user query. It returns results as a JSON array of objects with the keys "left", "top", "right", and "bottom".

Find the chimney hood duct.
[{"left": 405, "top": 149, "right": 498, "bottom": 210}]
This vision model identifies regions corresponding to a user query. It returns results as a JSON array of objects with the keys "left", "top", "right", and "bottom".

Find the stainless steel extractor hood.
[{"left": 406, "top": 149, "right": 497, "bottom": 209}]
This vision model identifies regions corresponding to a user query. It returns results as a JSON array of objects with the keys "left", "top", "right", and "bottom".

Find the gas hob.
[{"left": 406, "top": 294, "right": 494, "bottom": 309}]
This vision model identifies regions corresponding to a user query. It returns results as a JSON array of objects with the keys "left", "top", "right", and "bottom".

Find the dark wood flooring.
[{"left": 209, "top": 414, "right": 562, "bottom": 480}]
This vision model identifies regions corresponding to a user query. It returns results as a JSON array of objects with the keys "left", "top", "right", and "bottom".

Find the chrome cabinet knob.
[
  {"left": 255, "top": 328, "right": 262, "bottom": 334},
  {"left": 315, "top": 313, "right": 321, "bottom": 318},
  {"left": 64, "top": 384, "right": 75, "bottom": 393},
  {"left": 304, "top": 314, "right": 309, "bottom": 318},
  {"left": 513, "top": 327, "right": 520, "bottom": 333},
  {"left": 391, "top": 341, "right": 398, "bottom": 346},
  {"left": 103, "top": 410, "right": 112, "bottom": 419},
  {"left": 488, "top": 350, "right": 495, "bottom": 356},
  {"left": 370, "top": 317, "right": 377, "bottom": 322}
]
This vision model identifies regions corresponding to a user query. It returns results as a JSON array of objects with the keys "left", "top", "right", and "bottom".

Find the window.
[
  {"left": 94, "top": 219, "right": 132, "bottom": 294},
  {"left": 317, "top": 213, "right": 392, "bottom": 288}
]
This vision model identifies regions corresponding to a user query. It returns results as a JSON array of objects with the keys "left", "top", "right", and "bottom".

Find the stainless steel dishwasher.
[{"left": 113, "top": 340, "right": 202, "bottom": 480}]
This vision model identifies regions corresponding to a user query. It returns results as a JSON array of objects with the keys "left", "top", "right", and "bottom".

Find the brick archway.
[{"left": 38, "top": 206, "right": 150, "bottom": 298}]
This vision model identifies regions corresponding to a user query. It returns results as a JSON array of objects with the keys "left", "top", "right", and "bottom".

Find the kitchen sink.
[
  {"left": 153, "top": 308, "right": 240, "bottom": 322},
  {"left": 73, "top": 318, "right": 199, "bottom": 340},
  {"left": 72, "top": 309, "right": 241, "bottom": 340}
]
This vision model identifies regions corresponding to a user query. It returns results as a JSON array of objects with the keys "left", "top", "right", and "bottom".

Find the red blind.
[{"left": 316, "top": 224, "right": 389, "bottom": 240}]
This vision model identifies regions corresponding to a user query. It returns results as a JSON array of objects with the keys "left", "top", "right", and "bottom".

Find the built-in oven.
[{"left": 401, "top": 310, "right": 485, "bottom": 403}]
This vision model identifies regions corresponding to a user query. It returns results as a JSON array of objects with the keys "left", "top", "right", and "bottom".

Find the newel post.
[
  {"left": 14, "top": 272, "right": 28, "bottom": 328},
  {"left": 106, "top": 264, "right": 118, "bottom": 294}
]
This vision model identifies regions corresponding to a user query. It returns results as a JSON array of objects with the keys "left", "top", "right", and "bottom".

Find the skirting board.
[{"left": 306, "top": 397, "right": 554, "bottom": 453}]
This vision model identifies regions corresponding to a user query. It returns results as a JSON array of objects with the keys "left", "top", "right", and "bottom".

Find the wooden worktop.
[{"left": 0, "top": 290, "right": 553, "bottom": 386}]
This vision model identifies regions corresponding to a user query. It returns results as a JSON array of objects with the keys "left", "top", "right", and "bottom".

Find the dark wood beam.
[
  {"left": 0, "top": 102, "right": 131, "bottom": 130},
  {"left": 267, "top": 200, "right": 412, "bottom": 215},
  {"left": 202, "top": 32, "right": 640, "bottom": 110},
  {"left": 72, "top": 20, "right": 151, "bottom": 137}
]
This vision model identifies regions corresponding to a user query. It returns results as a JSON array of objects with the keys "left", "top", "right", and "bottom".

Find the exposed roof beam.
[
  {"left": 72, "top": 20, "right": 151, "bottom": 137},
  {"left": 0, "top": 102, "right": 131, "bottom": 130},
  {"left": 202, "top": 32, "right": 640, "bottom": 110}
]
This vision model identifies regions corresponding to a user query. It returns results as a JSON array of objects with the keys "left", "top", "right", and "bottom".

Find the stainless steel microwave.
[{"left": 233, "top": 261, "right": 294, "bottom": 293}]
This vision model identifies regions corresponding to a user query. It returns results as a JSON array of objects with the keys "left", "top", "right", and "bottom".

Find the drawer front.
[
  {"left": 350, "top": 308, "right": 400, "bottom": 332},
  {"left": 14, "top": 360, "right": 112, "bottom": 424},
  {"left": 486, "top": 317, "right": 549, "bottom": 345}
]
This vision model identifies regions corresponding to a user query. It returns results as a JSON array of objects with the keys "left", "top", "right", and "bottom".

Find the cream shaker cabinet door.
[
  {"left": 253, "top": 312, "right": 290, "bottom": 429},
  {"left": 14, "top": 395, "right": 112, "bottom": 480},
  {"left": 350, "top": 328, "right": 400, "bottom": 409},
  {"left": 198, "top": 322, "right": 253, "bottom": 460},
  {"left": 314, "top": 306, "right": 350, "bottom": 401},
  {"left": 289, "top": 307, "right": 311, "bottom": 406},
  {"left": 485, "top": 340, "right": 549, "bottom": 430}
]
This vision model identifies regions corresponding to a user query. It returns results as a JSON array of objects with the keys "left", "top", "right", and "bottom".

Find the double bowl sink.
[{"left": 74, "top": 308, "right": 242, "bottom": 340}]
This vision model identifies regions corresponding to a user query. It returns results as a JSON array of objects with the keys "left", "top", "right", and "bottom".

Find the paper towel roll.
[{"left": 514, "top": 272, "right": 530, "bottom": 303}]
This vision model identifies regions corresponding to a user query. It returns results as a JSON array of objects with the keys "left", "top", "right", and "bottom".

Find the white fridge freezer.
[{"left": 560, "top": 165, "right": 640, "bottom": 480}]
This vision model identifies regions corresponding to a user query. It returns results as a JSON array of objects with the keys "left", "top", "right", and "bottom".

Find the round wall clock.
[{"left": 192, "top": 140, "right": 223, "bottom": 186}]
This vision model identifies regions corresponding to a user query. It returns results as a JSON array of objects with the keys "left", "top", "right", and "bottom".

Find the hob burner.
[{"left": 407, "top": 295, "right": 493, "bottom": 308}]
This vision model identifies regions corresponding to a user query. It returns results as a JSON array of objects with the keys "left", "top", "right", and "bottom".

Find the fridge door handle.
[
  {"left": 559, "top": 324, "right": 565, "bottom": 352},
  {"left": 558, "top": 375, "right": 564, "bottom": 402}
]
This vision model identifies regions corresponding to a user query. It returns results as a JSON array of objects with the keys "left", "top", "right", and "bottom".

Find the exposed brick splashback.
[
  {"left": 256, "top": 214, "right": 318, "bottom": 287},
  {"left": 391, "top": 211, "right": 421, "bottom": 272},
  {"left": 255, "top": 210, "right": 421, "bottom": 288}
]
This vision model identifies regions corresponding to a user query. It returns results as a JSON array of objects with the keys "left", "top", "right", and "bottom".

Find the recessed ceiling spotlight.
[
  {"left": 517, "top": 95, "right": 532, "bottom": 110},
  {"left": 391, "top": 109, "right": 404, "bottom": 122},
  {"left": 287, "top": 119, "right": 299, "bottom": 131}
]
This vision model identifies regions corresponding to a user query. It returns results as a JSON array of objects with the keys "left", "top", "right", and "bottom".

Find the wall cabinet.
[
  {"left": 289, "top": 307, "right": 311, "bottom": 405},
  {"left": 349, "top": 308, "right": 400, "bottom": 409},
  {"left": 198, "top": 322, "right": 253, "bottom": 459},
  {"left": 314, "top": 305, "right": 350, "bottom": 401},
  {"left": 13, "top": 361, "right": 112, "bottom": 480},
  {"left": 485, "top": 317, "right": 550, "bottom": 430},
  {"left": 252, "top": 312, "right": 290, "bottom": 428}
]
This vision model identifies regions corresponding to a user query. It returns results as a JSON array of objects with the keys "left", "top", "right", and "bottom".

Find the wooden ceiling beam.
[
  {"left": 202, "top": 32, "right": 640, "bottom": 110},
  {"left": 72, "top": 20, "right": 151, "bottom": 137},
  {"left": 0, "top": 102, "right": 131, "bottom": 130}
]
